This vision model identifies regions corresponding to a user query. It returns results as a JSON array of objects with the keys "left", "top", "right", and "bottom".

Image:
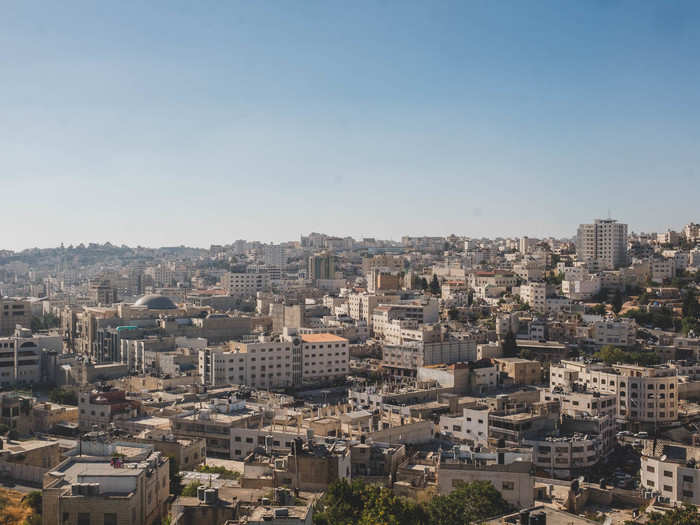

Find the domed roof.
[{"left": 133, "top": 294, "right": 178, "bottom": 310}]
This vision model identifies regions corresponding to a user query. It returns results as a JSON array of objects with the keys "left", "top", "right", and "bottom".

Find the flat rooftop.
[
  {"left": 300, "top": 333, "right": 347, "bottom": 343},
  {"left": 248, "top": 505, "right": 310, "bottom": 521}
]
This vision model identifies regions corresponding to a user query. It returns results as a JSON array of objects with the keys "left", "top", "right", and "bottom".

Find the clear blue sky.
[{"left": 2, "top": 1, "right": 699, "bottom": 250}]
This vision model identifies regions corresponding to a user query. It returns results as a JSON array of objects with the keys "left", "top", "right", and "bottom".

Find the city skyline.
[{"left": 1, "top": 215, "right": 696, "bottom": 252}]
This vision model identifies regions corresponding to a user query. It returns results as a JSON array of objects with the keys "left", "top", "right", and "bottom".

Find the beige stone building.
[
  {"left": 493, "top": 357, "right": 542, "bottom": 385},
  {"left": 42, "top": 451, "right": 169, "bottom": 525}
]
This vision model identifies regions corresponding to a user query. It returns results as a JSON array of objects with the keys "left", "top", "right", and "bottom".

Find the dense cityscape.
[{"left": 0, "top": 220, "right": 699, "bottom": 524}]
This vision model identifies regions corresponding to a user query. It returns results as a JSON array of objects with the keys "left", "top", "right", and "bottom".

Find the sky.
[{"left": 1, "top": 1, "right": 699, "bottom": 250}]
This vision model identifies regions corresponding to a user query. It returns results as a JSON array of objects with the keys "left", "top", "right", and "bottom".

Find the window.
[
  {"left": 104, "top": 514, "right": 117, "bottom": 525},
  {"left": 683, "top": 475, "right": 694, "bottom": 483},
  {"left": 647, "top": 466, "right": 655, "bottom": 473},
  {"left": 78, "top": 514, "right": 90, "bottom": 525},
  {"left": 502, "top": 481, "right": 514, "bottom": 490},
  {"left": 663, "top": 485, "right": 672, "bottom": 492},
  {"left": 683, "top": 490, "right": 694, "bottom": 498},
  {"left": 664, "top": 471, "right": 673, "bottom": 478}
]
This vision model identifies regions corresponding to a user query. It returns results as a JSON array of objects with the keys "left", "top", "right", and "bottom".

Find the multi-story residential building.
[
  {"left": 383, "top": 339, "right": 477, "bottom": 377},
  {"left": 307, "top": 253, "right": 337, "bottom": 283},
  {"left": 366, "top": 268, "right": 402, "bottom": 293},
  {"left": 348, "top": 292, "right": 400, "bottom": 325},
  {"left": 492, "top": 358, "right": 542, "bottom": 386},
  {"left": 263, "top": 243, "right": 287, "bottom": 268},
  {"left": 550, "top": 360, "right": 679, "bottom": 428},
  {"left": 199, "top": 333, "right": 348, "bottom": 388},
  {"left": 656, "top": 230, "right": 680, "bottom": 245},
  {"left": 576, "top": 219, "right": 628, "bottom": 270},
  {"left": 562, "top": 270, "right": 602, "bottom": 301},
  {"left": 439, "top": 406, "right": 490, "bottom": 447},
  {"left": 469, "top": 270, "right": 517, "bottom": 290},
  {"left": 171, "top": 402, "right": 264, "bottom": 458},
  {"left": 437, "top": 453, "right": 534, "bottom": 508},
  {"left": 540, "top": 387, "right": 617, "bottom": 456},
  {"left": 0, "top": 327, "right": 62, "bottom": 386},
  {"left": 525, "top": 431, "right": 604, "bottom": 478},
  {"left": 0, "top": 297, "right": 32, "bottom": 336},
  {"left": 221, "top": 272, "right": 270, "bottom": 295},
  {"left": 78, "top": 387, "right": 139, "bottom": 431},
  {"left": 519, "top": 282, "right": 546, "bottom": 313},
  {"left": 42, "top": 450, "right": 169, "bottom": 525},
  {"left": 684, "top": 222, "right": 700, "bottom": 243},
  {"left": 371, "top": 300, "right": 439, "bottom": 338},
  {"left": 513, "top": 259, "right": 545, "bottom": 282},
  {"left": 519, "top": 237, "right": 539, "bottom": 255},
  {"left": 587, "top": 317, "right": 637, "bottom": 347},
  {"left": 641, "top": 444, "right": 700, "bottom": 505},
  {"left": 650, "top": 256, "right": 676, "bottom": 282}
]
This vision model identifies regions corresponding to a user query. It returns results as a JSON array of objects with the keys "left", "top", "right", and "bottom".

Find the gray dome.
[{"left": 133, "top": 294, "right": 178, "bottom": 310}]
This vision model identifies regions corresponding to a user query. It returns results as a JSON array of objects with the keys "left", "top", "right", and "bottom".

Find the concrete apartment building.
[
  {"left": 42, "top": 451, "right": 169, "bottom": 525},
  {"left": 437, "top": 454, "right": 534, "bottom": 508},
  {"left": 641, "top": 443, "right": 700, "bottom": 506},
  {"left": 347, "top": 292, "right": 400, "bottom": 324},
  {"left": 576, "top": 219, "right": 628, "bottom": 270},
  {"left": 587, "top": 317, "right": 637, "bottom": 347},
  {"left": 371, "top": 300, "right": 439, "bottom": 339},
  {"left": 307, "top": 253, "right": 336, "bottom": 283},
  {"left": 492, "top": 358, "right": 542, "bottom": 386},
  {"left": 0, "top": 327, "right": 62, "bottom": 386},
  {"left": 78, "top": 388, "right": 140, "bottom": 431},
  {"left": 221, "top": 272, "right": 270, "bottom": 295},
  {"left": 382, "top": 339, "right": 477, "bottom": 377},
  {"left": 199, "top": 333, "right": 348, "bottom": 388},
  {"left": 0, "top": 297, "right": 32, "bottom": 336},
  {"left": 439, "top": 406, "right": 490, "bottom": 447},
  {"left": 550, "top": 360, "right": 679, "bottom": 427},
  {"left": 518, "top": 282, "right": 546, "bottom": 313}
]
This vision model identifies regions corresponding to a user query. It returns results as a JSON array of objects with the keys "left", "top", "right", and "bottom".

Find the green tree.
[
  {"left": 419, "top": 277, "right": 428, "bottom": 291},
  {"left": 638, "top": 504, "right": 700, "bottom": 525},
  {"left": 429, "top": 274, "right": 441, "bottom": 295},
  {"left": 590, "top": 304, "right": 607, "bottom": 315},
  {"left": 611, "top": 289, "right": 623, "bottom": 314},
  {"left": 682, "top": 288, "right": 700, "bottom": 319},
  {"left": 502, "top": 330, "right": 518, "bottom": 358},
  {"left": 48, "top": 388, "right": 78, "bottom": 405},
  {"left": 426, "top": 481, "right": 511, "bottom": 525},
  {"left": 448, "top": 307, "right": 459, "bottom": 321},
  {"left": 168, "top": 455, "right": 182, "bottom": 496},
  {"left": 682, "top": 316, "right": 699, "bottom": 335},
  {"left": 181, "top": 480, "right": 200, "bottom": 497},
  {"left": 594, "top": 345, "right": 660, "bottom": 366}
]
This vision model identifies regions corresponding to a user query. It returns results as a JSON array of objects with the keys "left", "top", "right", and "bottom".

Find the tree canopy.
[
  {"left": 632, "top": 505, "right": 700, "bottom": 525},
  {"left": 313, "top": 479, "right": 510, "bottom": 525},
  {"left": 593, "top": 345, "right": 660, "bottom": 366}
]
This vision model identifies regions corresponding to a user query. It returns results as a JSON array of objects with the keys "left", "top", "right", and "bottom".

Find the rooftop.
[{"left": 300, "top": 333, "right": 347, "bottom": 343}]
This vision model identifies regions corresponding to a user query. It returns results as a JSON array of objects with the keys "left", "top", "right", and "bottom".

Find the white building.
[
  {"left": 221, "top": 272, "right": 270, "bottom": 295},
  {"left": 439, "top": 406, "right": 490, "bottom": 447},
  {"left": 550, "top": 361, "right": 679, "bottom": 426},
  {"left": 0, "top": 328, "right": 61, "bottom": 386},
  {"left": 641, "top": 449, "right": 700, "bottom": 506},
  {"left": 198, "top": 333, "right": 348, "bottom": 388},
  {"left": 576, "top": 219, "right": 628, "bottom": 270},
  {"left": 519, "top": 282, "right": 546, "bottom": 314}
]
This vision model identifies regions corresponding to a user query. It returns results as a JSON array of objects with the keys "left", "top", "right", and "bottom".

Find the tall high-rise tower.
[{"left": 576, "top": 219, "right": 628, "bottom": 270}]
